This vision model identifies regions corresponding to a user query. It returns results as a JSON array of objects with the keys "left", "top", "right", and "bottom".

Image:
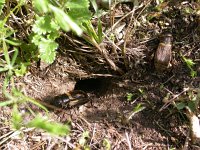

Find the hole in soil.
[{"left": 74, "top": 77, "right": 112, "bottom": 96}]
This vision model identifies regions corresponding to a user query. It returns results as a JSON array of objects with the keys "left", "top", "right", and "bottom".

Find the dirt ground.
[
  {"left": 0, "top": 1, "right": 200, "bottom": 150},
  {"left": 1, "top": 56, "right": 199, "bottom": 149}
]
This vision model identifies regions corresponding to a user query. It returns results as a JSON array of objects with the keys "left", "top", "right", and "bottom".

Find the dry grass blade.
[
  {"left": 125, "top": 131, "right": 133, "bottom": 150},
  {"left": 82, "top": 34, "right": 124, "bottom": 74},
  {"left": 123, "top": 0, "right": 153, "bottom": 68},
  {"left": 159, "top": 87, "right": 190, "bottom": 111},
  {"left": 0, "top": 130, "right": 20, "bottom": 145}
]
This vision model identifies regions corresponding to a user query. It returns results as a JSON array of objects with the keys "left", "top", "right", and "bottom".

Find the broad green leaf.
[
  {"left": 47, "top": 31, "right": 60, "bottom": 40},
  {"left": 32, "top": 16, "right": 59, "bottom": 35},
  {"left": 175, "top": 102, "right": 186, "bottom": 110},
  {"left": 28, "top": 116, "right": 70, "bottom": 136},
  {"left": 49, "top": 4, "right": 82, "bottom": 36},
  {"left": 66, "top": 0, "right": 91, "bottom": 25},
  {"left": 188, "top": 101, "right": 196, "bottom": 112},
  {"left": 38, "top": 39, "right": 58, "bottom": 64},
  {"left": 32, "top": 34, "right": 41, "bottom": 45},
  {"left": 33, "top": 0, "right": 48, "bottom": 13},
  {"left": 20, "top": 43, "right": 38, "bottom": 61}
]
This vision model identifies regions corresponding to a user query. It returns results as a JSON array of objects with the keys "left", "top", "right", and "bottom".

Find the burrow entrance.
[{"left": 74, "top": 77, "right": 114, "bottom": 96}]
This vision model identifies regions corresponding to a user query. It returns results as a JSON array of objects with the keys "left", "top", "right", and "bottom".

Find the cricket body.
[
  {"left": 50, "top": 90, "right": 89, "bottom": 109},
  {"left": 154, "top": 32, "right": 173, "bottom": 72}
]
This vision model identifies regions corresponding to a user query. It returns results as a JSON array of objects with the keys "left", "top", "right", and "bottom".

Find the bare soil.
[{"left": 0, "top": 1, "right": 200, "bottom": 150}]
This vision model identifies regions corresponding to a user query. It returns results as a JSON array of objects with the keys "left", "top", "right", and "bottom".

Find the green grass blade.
[{"left": 11, "top": 48, "right": 18, "bottom": 66}]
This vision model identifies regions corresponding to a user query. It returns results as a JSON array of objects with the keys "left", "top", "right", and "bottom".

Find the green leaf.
[
  {"left": 32, "top": 34, "right": 41, "bottom": 45},
  {"left": 0, "top": 100, "right": 15, "bottom": 106},
  {"left": 83, "top": 146, "right": 90, "bottom": 150},
  {"left": 126, "top": 93, "right": 133, "bottom": 101},
  {"left": 82, "top": 131, "right": 89, "bottom": 138},
  {"left": 175, "top": 102, "right": 186, "bottom": 110},
  {"left": 0, "top": 0, "right": 5, "bottom": 15},
  {"left": 181, "top": 53, "right": 197, "bottom": 77},
  {"left": 20, "top": 42, "right": 38, "bottom": 61},
  {"left": 138, "top": 88, "right": 144, "bottom": 95},
  {"left": 82, "top": 21, "right": 98, "bottom": 42},
  {"left": 32, "top": 16, "right": 60, "bottom": 35},
  {"left": 190, "top": 70, "right": 197, "bottom": 78},
  {"left": 49, "top": 4, "right": 82, "bottom": 36},
  {"left": 33, "top": 0, "right": 49, "bottom": 13},
  {"left": 132, "top": 103, "right": 145, "bottom": 113},
  {"left": 90, "top": 0, "right": 98, "bottom": 12},
  {"left": 103, "top": 139, "right": 111, "bottom": 150},
  {"left": 38, "top": 39, "right": 58, "bottom": 64},
  {"left": 47, "top": 31, "right": 60, "bottom": 40},
  {"left": 12, "top": 104, "right": 23, "bottom": 130},
  {"left": 18, "top": 0, "right": 26, "bottom": 5},
  {"left": 15, "top": 63, "right": 27, "bottom": 77},
  {"left": 0, "top": 67, "right": 8, "bottom": 72},
  {"left": 65, "top": 0, "right": 91, "bottom": 25},
  {"left": 184, "top": 57, "right": 195, "bottom": 67},
  {"left": 157, "top": 0, "right": 164, "bottom": 4},
  {"left": 28, "top": 116, "right": 70, "bottom": 136},
  {"left": 11, "top": 89, "right": 48, "bottom": 112},
  {"left": 184, "top": 7, "right": 194, "bottom": 14},
  {"left": 5, "top": 38, "right": 22, "bottom": 46},
  {"left": 188, "top": 101, "right": 196, "bottom": 112},
  {"left": 11, "top": 48, "right": 18, "bottom": 66},
  {"left": 97, "top": 19, "right": 103, "bottom": 43}
]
